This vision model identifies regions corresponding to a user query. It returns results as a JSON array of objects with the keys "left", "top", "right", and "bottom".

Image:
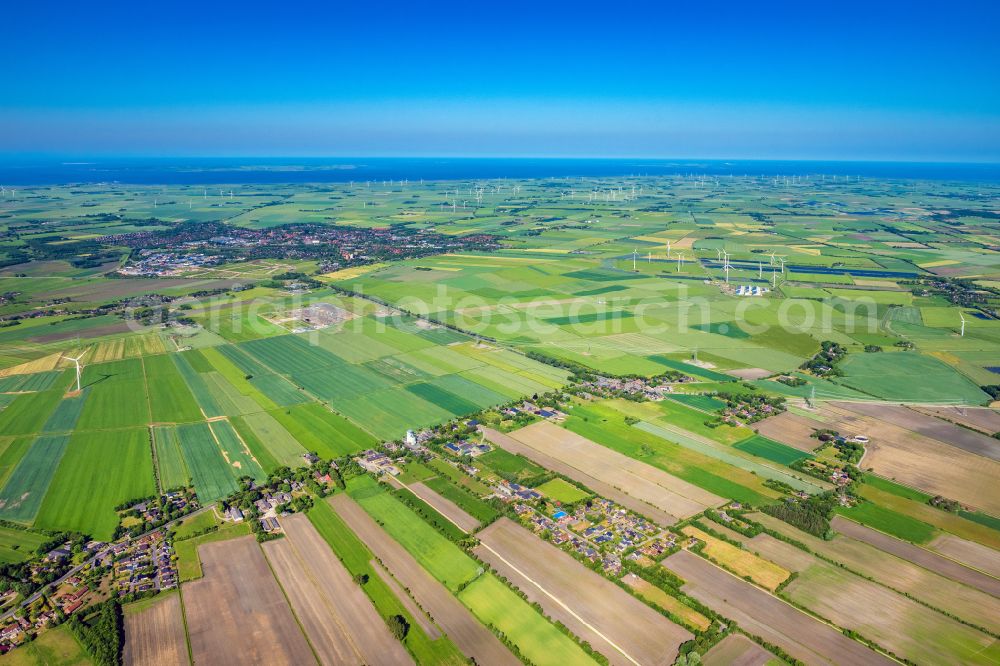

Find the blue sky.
[{"left": 2, "top": 0, "right": 998, "bottom": 160}]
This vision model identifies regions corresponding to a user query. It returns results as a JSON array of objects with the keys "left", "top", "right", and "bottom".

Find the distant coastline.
[{"left": 0, "top": 157, "right": 998, "bottom": 185}]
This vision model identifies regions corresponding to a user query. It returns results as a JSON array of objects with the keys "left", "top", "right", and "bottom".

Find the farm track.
[{"left": 476, "top": 518, "right": 690, "bottom": 666}]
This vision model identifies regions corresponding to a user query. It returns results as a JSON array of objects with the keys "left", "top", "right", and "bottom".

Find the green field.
[
  {"left": 173, "top": 422, "right": 241, "bottom": 502},
  {"left": 35, "top": 428, "right": 155, "bottom": 539},
  {"left": 307, "top": 499, "right": 469, "bottom": 665},
  {"left": 535, "top": 477, "right": 591, "bottom": 504},
  {"left": 0, "top": 435, "right": 72, "bottom": 523},
  {"left": 349, "top": 476, "right": 480, "bottom": 590},
  {"left": 0, "top": 525, "right": 48, "bottom": 563},
  {"left": 422, "top": 476, "right": 499, "bottom": 523},
  {"left": 457, "top": 574, "right": 598, "bottom": 666},
  {"left": 835, "top": 503, "right": 937, "bottom": 544},
  {"left": 733, "top": 434, "right": 810, "bottom": 465}
]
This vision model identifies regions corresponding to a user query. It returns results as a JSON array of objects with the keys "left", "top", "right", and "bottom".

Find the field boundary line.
[
  {"left": 257, "top": 540, "right": 324, "bottom": 666},
  {"left": 676, "top": 549, "right": 905, "bottom": 665},
  {"left": 478, "top": 541, "right": 642, "bottom": 666},
  {"left": 833, "top": 514, "right": 1000, "bottom": 582}
]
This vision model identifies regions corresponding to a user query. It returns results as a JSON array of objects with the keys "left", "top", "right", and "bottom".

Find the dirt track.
[
  {"left": 831, "top": 516, "right": 1000, "bottom": 597},
  {"left": 263, "top": 514, "right": 412, "bottom": 665},
  {"left": 476, "top": 518, "right": 689, "bottom": 666},
  {"left": 123, "top": 593, "right": 187, "bottom": 666},
  {"left": 663, "top": 550, "right": 894, "bottom": 666},
  {"left": 183, "top": 535, "right": 315, "bottom": 666},
  {"left": 329, "top": 493, "right": 519, "bottom": 666},
  {"left": 407, "top": 481, "right": 480, "bottom": 532}
]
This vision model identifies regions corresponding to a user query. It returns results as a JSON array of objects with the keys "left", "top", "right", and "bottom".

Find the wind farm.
[{"left": 1, "top": 0, "right": 999, "bottom": 662}]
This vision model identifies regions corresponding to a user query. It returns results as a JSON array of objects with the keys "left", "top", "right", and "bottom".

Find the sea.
[{"left": 0, "top": 157, "right": 998, "bottom": 186}]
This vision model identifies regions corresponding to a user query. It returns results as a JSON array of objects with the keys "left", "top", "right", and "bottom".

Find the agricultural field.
[
  {"left": 499, "top": 421, "right": 724, "bottom": 520},
  {"left": 262, "top": 513, "right": 412, "bottom": 666},
  {"left": 1, "top": 174, "right": 1000, "bottom": 665},
  {"left": 326, "top": 493, "right": 519, "bottom": 666},
  {"left": 182, "top": 536, "right": 314, "bottom": 665},
  {"left": 476, "top": 518, "right": 692, "bottom": 666},
  {"left": 664, "top": 550, "right": 895, "bottom": 666},
  {"left": 122, "top": 592, "right": 188, "bottom": 666}
]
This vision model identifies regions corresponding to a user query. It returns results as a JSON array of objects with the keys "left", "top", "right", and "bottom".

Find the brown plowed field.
[
  {"left": 702, "top": 634, "right": 774, "bottom": 666},
  {"left": 328, "top": 493, "right": 519, "bottom": 666},
  {"left": 752, "top": 512, "right": 1000, "bottom": 634},
  {"left": 183, "top": 535, "right": 315, "bottom": 666},
  {"left": 818, "top": 405, "right": 1000, "bottom": 514},
  {"left": 663, "top": 550, "right": 894, "bottom": 666},
  {"left": 831, "top": 516, "right": 1000, "bottom": 597},
  {"left": 832, "top": 402, "right": 1000, "bottom": 461},
  {"left": 123, "top": 593, "right": 187, "bottom": 666},
  {"left": 483, "top": 423, "right": 722, "bottom": 524},
  {"left": 930, "top": 534, "right": 1000, "bottom": 579},
  {"left": 753, "top": 412, "right": 824, "bottom": 452},
  {"left": 476, "top": 518, "right": 690, "bottom": 666},
  {"left": 263, "top": 514, "right": 412, "bottom": 665},
  {"left": 407, "top": 481, "right": 480, "bottom": 532},
  {"left": 912, "top": 405, "right": 1000, "bottom": 435}
]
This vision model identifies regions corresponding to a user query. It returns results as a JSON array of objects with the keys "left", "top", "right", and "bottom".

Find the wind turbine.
[
  {"left": 724, "top": 264, "right": 730, "bottom": 284},
  {"left": 758, "top": 261, "right": 763, "bottom": 279},
  {"left": 778, "top": 257, "right": 786, "bottom": 274},
  {"left": 960, "top": 313, "right": 966, "bottom": 337},
  {"left": 677, "top": 253, "right": 684, "bottom": 272},
  {"left": 666, "top": 240, "right": 671, "bottom": 258},
  {"left": 716, "top": 248, "right": 722, "bottom": 261},
  {"left": 772, "top": 271, "right": 777, "bottom": 287},
  {"left": 769, "top": 251, "right": 775, "bottom": 266},
  {"left": 63, "top": 352, "right": 86, "bottom": 393},
  {"left": 632, "top": 249, "right": 638, "bottom": 272}
]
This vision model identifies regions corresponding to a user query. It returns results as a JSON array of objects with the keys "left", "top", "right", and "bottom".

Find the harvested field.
[
  {"left": 493, "top": 422, "right": 723, "bottom": 520},
  {"left": 664, "top": 550, "right": 894, "bottom": 666},
  {"left": 751, "top": 512, "right": 1000, "bottom": 633},
  {"left": 832, "top": 401, "right": 1000, "bottom": 461},
  {"left": 329, "top": 493, "right": 518, "bottom": 666},
  {"left": 262, "top": 514, "right": 411, "bottom": 666},
  {"left": 819, "top": 405, "right": 1000, "bottom": 515},
  {"left": 482, "top": 427, "right": 679, "bottom": 526},
  {"left": 406, "top": 480, "right": 480, "bottom": 532},
  {"left": 831, "top": 516, "right": 1000, "bottom": 597},
  {"left": 913, "top": 405, "right": 1000, "bottom": 435},
  {"left": 929, "top": 534, "right": 1000, "bottom": 579},
  {"left": 476, "top": 519, "right": 690, "bottom": 666},
  {"left": 753, "top": 412, "right": 823, "bottom": 452},
  {"left": 783, "top": 561, "right": 1000, "bottom": 665},
  {"left": 620, "top": 573, "right": 710, "bottom": 631},
  {"left": 123, "top": 593, "right": 187, "bottom": 666},
  {"left": 681, "top": 526, "right": 790, "bottom": 591},
  {"left": 701, "top": 634, "right": 774, "bottom": 666},
  {"left": 182, "top": 536, "right": 314, "bottom": 666}
]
